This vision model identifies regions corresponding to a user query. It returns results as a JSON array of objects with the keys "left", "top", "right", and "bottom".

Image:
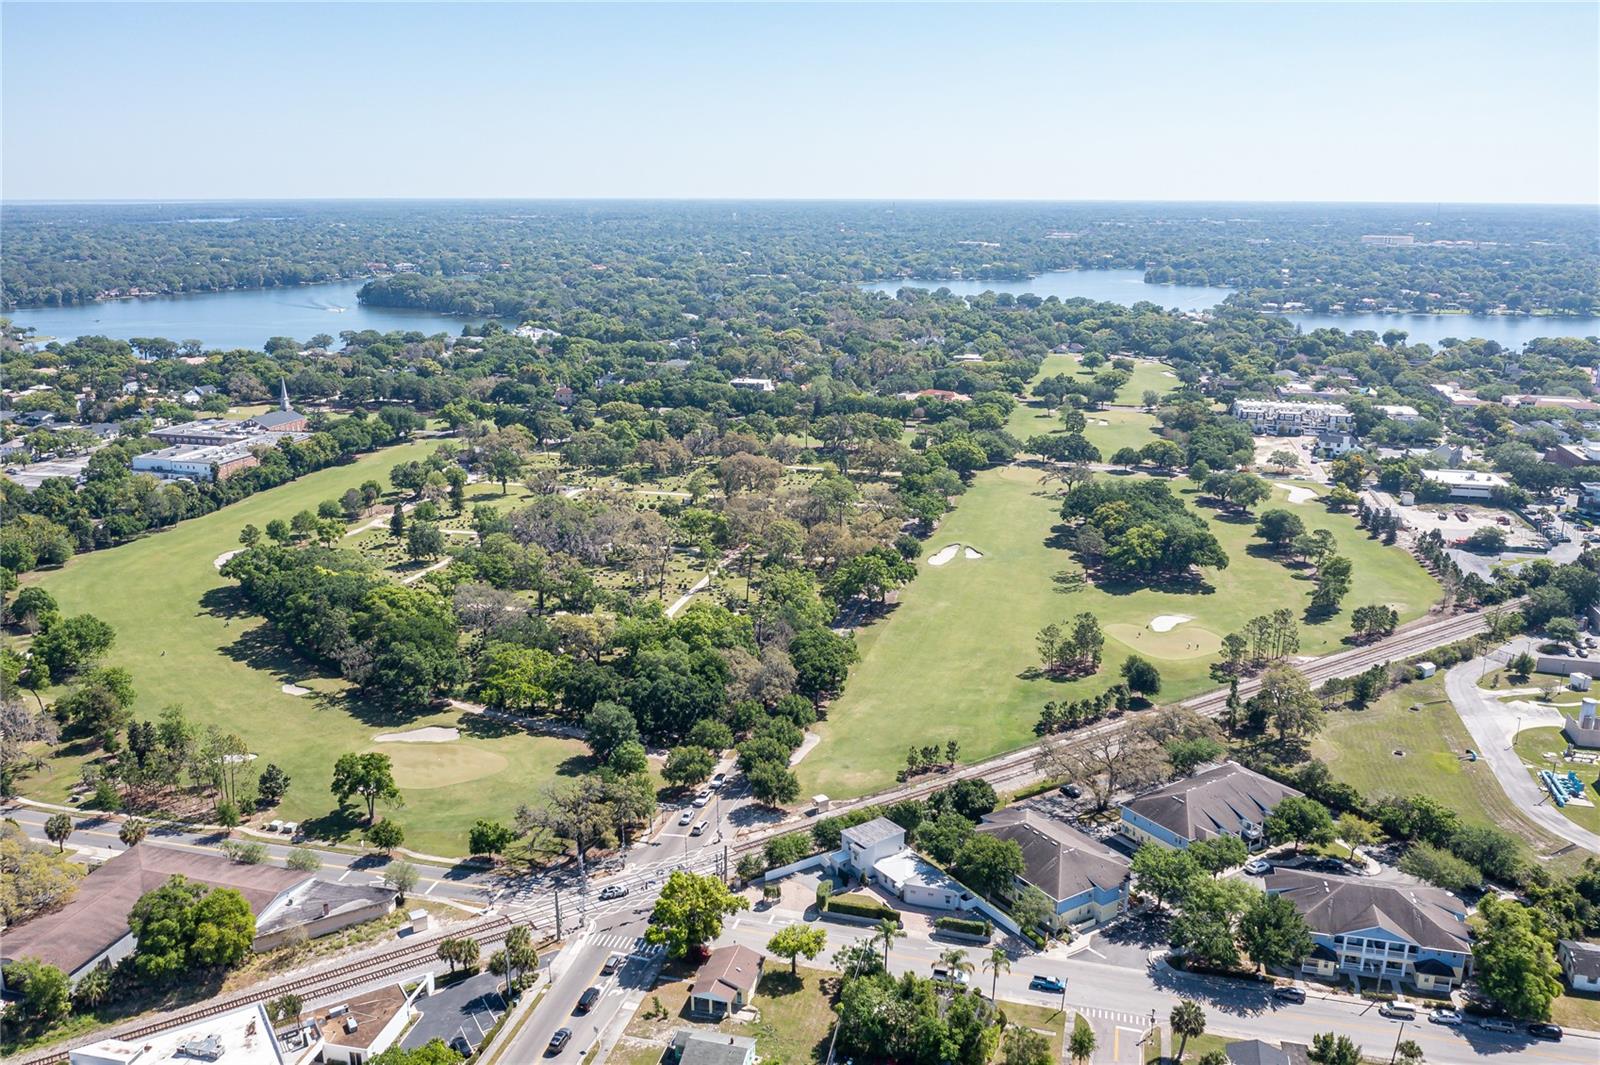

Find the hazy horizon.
[{"left": 4, "top": 2, "right": 1596, "bottom": 205}]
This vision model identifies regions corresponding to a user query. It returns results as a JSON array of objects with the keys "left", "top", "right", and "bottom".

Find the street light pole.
[{"left": 1388, "top": 1021, "right": 1407, "bottom": 1064}]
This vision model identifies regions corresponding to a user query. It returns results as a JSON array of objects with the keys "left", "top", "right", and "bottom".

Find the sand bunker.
[
  {"left": 1161, "top": 371, "right": 1177, "bottom": 378},
  {"left": 375, "top": 725, "right": 462, "bottom": 744},
  {"left": 929, "top": 544, "right": 961, "bottom": 566},
  {"left": 214, "top": 549, "right": 242, "bottom": 569},
  {"left": 964, "top": 547, "right": 983, "bottom": 559},
  {"left": 281, "top": 684, "right": 310, "bottom": 697},
  {"left": 1093, "top": 418, "right": 1110, "bottom": 426},
  {"left": 1150, "top": 614, "right": 1194, "bottom": 633},
  {"left": 1282, "top": 485, "right": 1318, "bottom": 504}
]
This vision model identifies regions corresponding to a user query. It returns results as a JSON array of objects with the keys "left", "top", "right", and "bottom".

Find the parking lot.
[{"left": 400, "top": 970, "right": 510, "bottom": 1054}]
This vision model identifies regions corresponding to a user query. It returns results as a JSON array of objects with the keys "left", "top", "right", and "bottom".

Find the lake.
[
  {"left": 861, "top": 269, "right": 1600, "bottom": 349},
  {"left": 7, "top": 280, "right": 474, "bottom": 352}
]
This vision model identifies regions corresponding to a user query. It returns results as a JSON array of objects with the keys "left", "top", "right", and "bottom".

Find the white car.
[
  {"left": 693, "top": 790, "right": 713, "bottom": 808},
  {"left": 1429, "top": 1009, "right": 1462, "bottom": 1026},
  {"left": 1243, "top": 858, "right": 1272, "bottom": 875},
  {"left": 677, "top": 809, "right": 694, "bottom": 826}
]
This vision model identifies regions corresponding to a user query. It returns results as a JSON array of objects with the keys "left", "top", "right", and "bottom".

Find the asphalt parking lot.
[{"left": 401, "top": 970, "right": 509, "bottom": 1053}]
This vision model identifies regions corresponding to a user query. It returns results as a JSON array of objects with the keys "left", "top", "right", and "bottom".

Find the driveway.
[
  {"left": 402, "top": 970, "right": 510, "bottom": 1053},
  {"left": 1443, "top": 645, "right": 1600, "bottom": 852}
]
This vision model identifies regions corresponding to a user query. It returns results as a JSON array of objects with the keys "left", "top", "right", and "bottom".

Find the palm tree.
[
  {"left": 1170, "top": 999, "right": 1207, "bottom": 1062},
  {"left": 44, "top": 813, "right": 72, "bottom": 852},
  {"left": 875, "top": 918, "right": 905, "bottom": 966},
  {"left": 937, "top": 948, "right": 972, "bottom": 986},
  {"left": 119, "top": 818, "right": 148, "bottom": 848},
  {"left": 983, "top": 945, "right": 1011, "bottom": 1000}
]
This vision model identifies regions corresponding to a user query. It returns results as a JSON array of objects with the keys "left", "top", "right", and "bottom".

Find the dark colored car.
[
  {"left": 1271, "top": 985, "right": 1306, "bottom": 1003},
  {"left": 1060, "top": 784, "right": 1082, "bottom": 799},
  {"left": 1029, "top": 975, "right": 1066, "bottom": 993},
  {"left": 576, "top": 986, "right": 601, "bottom": 1013},
  {"left": 450, "top": 1036, "right": 473, "bottom": 1056},
  {"left": 548, "top": 1028, "right": 572, "bottom": 1055},
  {"left": 1526, "top": 1023, "right": 1563, "bottom": 1041}
]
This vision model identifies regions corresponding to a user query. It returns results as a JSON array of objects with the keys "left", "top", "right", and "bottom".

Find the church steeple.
[{"left": 279, "top": 377, "right": 290, "bottom": 412}]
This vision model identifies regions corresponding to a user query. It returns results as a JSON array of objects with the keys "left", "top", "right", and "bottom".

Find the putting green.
[
  {"left": 373, "top": 743, "right": 511, "bottom": 790},
  {"left": 1105, "top": 623, "right": 1222, "bottom": 660}
]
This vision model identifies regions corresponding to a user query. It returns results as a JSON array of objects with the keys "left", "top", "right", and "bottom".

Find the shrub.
[
  {"left": 1400, "top": 842, "right": 1483, "bottom": 893},
  {"left": 763, "top": 832, "right": 816, "bottom": 870},
  {"left": 934, "top": 916, "right": 992, "bottom": 937},
  {"left": 825, "top": 893, "right": 898, "bottom": 922}
]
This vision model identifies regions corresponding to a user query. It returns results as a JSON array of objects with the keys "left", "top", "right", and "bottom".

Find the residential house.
[
  {"left": 838, "top": 817, "right": 907, "bottom": 875},
  {"left": 553, "top": 385, "right": 576, "bottom": 406},
  {"left": 1265, "top": 870, "right": 1473, "bottom": 992},
  {"left": 689, "top": 945, "right": 764, "bottom": 1018},
  {"left": 1313, "top": 430, "right": 1359, "bottom": 457},
  {"left": 729, "top": 377, "right": 775, "bottom": 393},
  {"left": 976, "top": 808, "right": 1129, "bottom": 931},
  {"left": 1119, "top": 762, "right": 1300, "bottom": 851},
  {"left": 1374, "top": 404, "right": 1422, "bottom": 424},
  {"left": 181, "top": 384, "right": 219, "bottom": 406},
  {"left": 1224, "top": 1039, "right": 1292, "bottom": 1065},
  {"left": 1558, "top": 939, "right": 1600, "bottom": 993},
  {"left": 869, "top": 850, "right": 971, "bottom": 911},
  {"left": 670, "top": 1031, "right": 757, "bottom": 1065}
]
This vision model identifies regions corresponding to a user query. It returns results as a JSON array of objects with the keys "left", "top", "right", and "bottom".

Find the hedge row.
[{"left": 933, "top": 916, "right": 992, "bottom": 936}]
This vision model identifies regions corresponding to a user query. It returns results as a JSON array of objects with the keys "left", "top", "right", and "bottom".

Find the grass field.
[
  {"left": 19, "top": 441, "right": 591, "bottom": 856},
  {"left": 619, "top": 965, "right": 837, "bottom": 1065},
  {"left": 1312, "top": 678, "right": 1572, "bottom": 858},
  {"left": 1512, "top": 727, "right": 1600, "bottom": 836},
  {"left": 798, "top": 465, "right": 1441, "bottom": 799}
]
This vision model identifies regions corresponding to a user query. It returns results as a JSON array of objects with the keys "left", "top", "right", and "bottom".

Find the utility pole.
[
  {"left": 1388, "top": 1022, "right": 1407, "bottom": 1064},
  {"left": 554, "top": 890, "right": 563, "bottom": 939}
]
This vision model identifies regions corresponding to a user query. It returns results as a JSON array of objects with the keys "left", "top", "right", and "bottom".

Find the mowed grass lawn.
[
  {"left": 20, "top": 441, "right": 590, "bottom": 857},
  {"left": 1312, "top": 678, "right": 1571, "bottom": 858},
  {"left": 798, "top": 465, "right": 1440, "bottom": 799}
]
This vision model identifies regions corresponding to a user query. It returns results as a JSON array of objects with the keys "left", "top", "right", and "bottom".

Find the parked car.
[
  {"left": 450, "top": 1036, "right": 473, "bottom": 1056},
  {"left": 599, "top": 884, "right": 628, "bottom": 901},
  {"left": 1243, "top": 858, "right": 1273, "bottom": 875},
  {"left": 693, "top": 789, "right": 713, "bottom": 807},
  {"left": 1271, "top": 985, "right": 1306, "bottom": 1003},
  {"left": 1059, "top": 783, "right": 1082, "bottom": 799},
  {"left": 1378, "top": 1002, "right": 1417, "bottom": 1021},
  {"left": 1526, "top": 1023, "right": 1563, "bottom": 1041},
  {"left": 931, "top": 964, "right": 969, "bottom": 986},
  {"left": 1476, "top": 1017, "right": 1516, "bottom": 1034},
  {"left": 677, "top": 809, "right": 694, "bottom": 825},
  {"left": 1029, "top": 975, "right": 1066, "bottom": 994},
  {"left": 1428, "top": 1008, "right": 1461, "bottom": 1026},
  {"left": 602, "top": 952, "right": 624, "bottom": 975},
  {"left": 548, "top": 1028, "right": 572, "bottom": 1054},
  {"left": 576, "top": 986, "right": 601, "bottom": 1013}
]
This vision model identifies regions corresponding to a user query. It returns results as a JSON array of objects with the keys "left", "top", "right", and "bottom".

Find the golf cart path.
[{"left": 1444, "top": 644, "right": 1600, "bottom": 853}]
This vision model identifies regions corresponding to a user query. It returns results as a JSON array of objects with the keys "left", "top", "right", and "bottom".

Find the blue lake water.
[
  {"left": 8, "top": 280, "right": 473, "bottom": 352},
  {"left": 862, "top": 270, "right": 1600, "bottom": 349}
]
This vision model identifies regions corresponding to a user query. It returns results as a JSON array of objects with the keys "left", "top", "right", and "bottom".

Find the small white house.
[
  {"left": 839, "top": 817, "right": 906, "bottom": 874},
  {"left": 1559, "top": 940, "right": 1600, "bottom": 993},
  {"left": 871, "top": 849, "right": 970, "bottom": 911}
]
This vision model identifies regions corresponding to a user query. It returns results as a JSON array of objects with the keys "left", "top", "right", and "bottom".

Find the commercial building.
[
  {"left": 1543, "top": 441, "right": 1600, "bottom": 469},
  {"left": 1374, "top": 404, "right": 1422, "bottom": 423},
  {"left": 1419, "top": 468, "right": 1508, "bottom": 500},
  {"left": 1360, "top": 234, "right": 1415, "bottom": 246},
  {"left": 71, "top": 1004, "right": 294, "bottom": 1065},
  {"left": 132, "top": 442, "right": 261, "bottom": 482},
  {"left": 1230, "top": 399, "right": 1353, "bottom": 435},
  {"left": 729, "top": 377, "right": 776, "bottom": 393},
  {"left": 976, "top": 808, "right": 1129, "bottom": 931},
  {"left": 1119, "top": 762, "right": 1300, "bottom": 851},
  {"left": 1, "top": 846, "right": 393, "bottom": 984},
  {"left": 1265, "top": 869, "right": 1473, "bottom": 993},
  {"left": 829, "top": 817, "right": 970, "bottom": 911}
]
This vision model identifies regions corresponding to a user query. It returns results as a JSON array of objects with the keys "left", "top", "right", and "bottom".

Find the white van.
[{"left": 690, "top": 820, "right": 709, "bottom": 837}]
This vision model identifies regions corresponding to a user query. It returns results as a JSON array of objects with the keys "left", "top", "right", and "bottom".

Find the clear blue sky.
[{"left": 4, "top": 2, "right": 1596, "bottom": 203}]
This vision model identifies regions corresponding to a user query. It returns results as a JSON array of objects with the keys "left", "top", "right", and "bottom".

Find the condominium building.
[{"left": 1230, "top": 399, "right": 1353, "bottom": 436}]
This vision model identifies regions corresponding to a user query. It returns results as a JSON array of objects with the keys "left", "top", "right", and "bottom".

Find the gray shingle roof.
[
  {"left": 1560, "top": 940, "right": 1600, "bottom": 981},
  {"left": 1226, "top": 1039, "right": 1291, "bottom": 1065},
  {"left": 1264, "top": 870, "right": 1471, "bottom": 954},
  {"left": 840, "top": 816, "right": 904, "bottom": 849},
  {"left": 673, "top": 1031, "right": 756, "bottom": 1065},
  {"left": 1122, "top": 762, "right": 1300, "bottom": 843},
  {"left": 976, "top": 808, "right": 1129, "bottom": 903}
]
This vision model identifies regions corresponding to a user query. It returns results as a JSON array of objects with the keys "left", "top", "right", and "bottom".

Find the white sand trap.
[
  {"left": 929, "top": 544, "right": 961, "bottom": 566},
  {"left": 375, "top": 725, "right": 462, "bottom": 744},
  {"left": 280, "top": 684, "right": 310, "bottom": 696},
  {"left": 1283, "top": 485, "right": 1318, "bottom": 504},
  {"left": 1149, "top": 614, "right": 1194, "bottom": 633},
  {"left": 1161, "top": 371, "right": 1177, "bottom": 378},
  {"left": 964, "top": 547, "right": 983, "bottom": 559},
  {"left": 214, "top": 549, "right": 242, "bottom": 569},
  {"left": 1093, "top": 418, "right": 1110, "bottom": 426}
]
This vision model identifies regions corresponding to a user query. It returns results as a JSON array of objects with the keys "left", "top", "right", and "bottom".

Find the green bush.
[
  {"left": 825, "top": 893, "right": 899, "bottom": 922},
  {"left": 763, "top": 832, "right": 816, "bottom": 870},
  {"left": 933, "top": 916, "right": 991, "bottom": 937}
]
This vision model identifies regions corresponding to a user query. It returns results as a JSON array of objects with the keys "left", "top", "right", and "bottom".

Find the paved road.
[
  {"left": 712, "top": 909, "right": 1596, "bottom": 1065},
  {"left": 1444, "top": 643, "right": 1600, "bottom": 853}
]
